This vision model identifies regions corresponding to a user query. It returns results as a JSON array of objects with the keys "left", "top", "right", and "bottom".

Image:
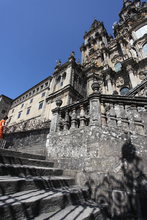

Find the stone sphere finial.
[
  {"left": 56, "top": 99, "right": 62, "bottom": 107},
  {"left": 91, "top": 75, "right": 102, "bottom": 93},
  {"left": 91, "top": 81, "right": 100, "bottom": 93}
]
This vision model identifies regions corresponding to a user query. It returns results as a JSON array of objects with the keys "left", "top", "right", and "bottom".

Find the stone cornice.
[
  {"left": 59, "top": 98, "right": 89, "bottom": 112},
  {"left": 53, "top": 61, "right": 71, "bottom": 76},
  {"left": 82, "top": 65, "right": 103, "bottom": 74},
  {"left": 53, "top": 60, "right": 79, "bottom": 76},
  {"left": 13, "top": 76, "right": 52, "bottom": 102},
  {"left": 0, "top": 95, "right": 13, "bottom": 102},
  {"left": 100, "top": 94, "right": 147, "bottom": 106},
  {"left": 46, "top": 85, "right": 84, "bottom": 102},
  {"left": 57, "top": 93, "right": 147, "bottom": 115}
]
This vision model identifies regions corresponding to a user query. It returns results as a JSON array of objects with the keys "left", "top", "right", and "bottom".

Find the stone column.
[
  {"left": 102, "top": 47, "right": 108, "bottom": 66},
  {"left": 80, "top": 105, "right": 85, "bottom": 127},
  {"left": 89, "top": 80, "right": 101, "bottom": 126},
  {"left": 119, "top": 39, "right": 127, "bottom": 55},
  {"left": 63, "top": 110, "right": 69, "bottom": 130},
  {"left": 50, "top": 99, "right": 62, "bottom": 133},
  {"left": 107, "top": 103, "right": 117, "bottom": 127},
  {"left": 71, "top": 108, "right": 77, "bottom": 129}
]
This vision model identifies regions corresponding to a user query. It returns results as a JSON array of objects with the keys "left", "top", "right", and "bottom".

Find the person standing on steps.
[{"left": 0, "top": 116, "right": 8, "bottom": 147}]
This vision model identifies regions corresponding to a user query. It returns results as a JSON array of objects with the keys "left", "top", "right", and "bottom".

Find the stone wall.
[
  {"left": 46, "top": 125, "right": 147, "bottom": 218},
  {"left": 0, "top": 95, "right": 12, "bottom": 120},
  {"left": 4, "top": 128, "right": 49, "bottom": 156}
]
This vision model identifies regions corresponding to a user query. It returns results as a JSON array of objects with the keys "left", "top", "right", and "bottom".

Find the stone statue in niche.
[{"left": 116, "top": 77, "right": 125, "bottom": 88}]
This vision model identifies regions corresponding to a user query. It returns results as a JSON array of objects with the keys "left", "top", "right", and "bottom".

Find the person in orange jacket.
[{"left": 0, "top": 116, "right": 8, "bottom": 139}]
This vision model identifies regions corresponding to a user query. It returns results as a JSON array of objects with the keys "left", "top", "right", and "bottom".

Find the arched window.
[
  {"left": 120, "top": 87, "right": 129, "bottom": 96},
  {"left": 143, "top": 43, "right": 147, "bottom": 57},
  {"left": 114, "top": 63, "right": 122, "bottom": 72},
  {"left": 62, "top": 72, "right": 66, "bottom": 80},
  {"left": 135, "top": 25, "right": 147, "bottom": 39},
  {"left": 56, "top": 75, "right": 61, "bottom": 84}
]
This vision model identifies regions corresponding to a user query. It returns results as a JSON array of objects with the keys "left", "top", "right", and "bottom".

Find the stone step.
[
  {"left": 0, "top": 176, "right": 75, "bottom": 195},
  {"left": 0, "top": 164, "right": 63, "bottom": 177},
  {"left": 0, "top": 187, "right": 89, "bottom": 220},
  {"left": 34, "top": 204, "right": 102, "bottom": 220},
  {"left": 0, "top": 148, "right": 46, "bottom": 160},
  {"left": 0, "top": 155, "right": 54, "bottom": 168}
]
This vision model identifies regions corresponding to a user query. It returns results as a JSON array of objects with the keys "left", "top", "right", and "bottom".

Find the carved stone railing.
[
  {"left": 50, "top": 93, "right": 147, "bottom": 136},
  {"left": 60, "top": 99, "right": 90, "bottom": 131},
  {"left": 5, "top": 117, "right": 50, "bottom": 134},
  {"left": 100, "top": 95, "right": 147, "bottom": 135},
  {"left": 50, "top": 99, "right": 90, "bottom": 132}
]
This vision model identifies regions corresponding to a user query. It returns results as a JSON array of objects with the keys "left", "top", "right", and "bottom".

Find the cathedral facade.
[{"left": 2, "top": 0, "right": 147, "bottom": 132}]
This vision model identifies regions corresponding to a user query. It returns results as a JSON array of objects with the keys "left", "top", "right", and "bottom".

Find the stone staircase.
[{"left": 0, "top": 149, "right": 102, "bottom": 220}]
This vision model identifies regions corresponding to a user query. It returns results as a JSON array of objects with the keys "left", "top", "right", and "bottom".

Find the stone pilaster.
[
  {"left": 50, "top": 99, "right": 62, "bottom": 133},
  {"left": 89, "top": 80, "right": 101, "bottom": 126}
]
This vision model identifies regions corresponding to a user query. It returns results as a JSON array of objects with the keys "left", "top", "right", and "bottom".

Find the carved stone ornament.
[
  {"left": 139, "top": 71, "right": 147, "bottom": 80},
  {"left": 116, "top": 77, "right": 125, "bottom": 88},
  {"left": 111, "top": 54, "right": 123, "bottom": 64},
  {"left": 56, "top": 99, "right": 63, "bottom": 107},
  {"left": 91, "top": 81, "right": 100, "bottom": 93}
]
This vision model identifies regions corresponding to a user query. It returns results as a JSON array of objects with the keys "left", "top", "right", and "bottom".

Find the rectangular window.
[
  {"left": 30, "top": 98, "right": 33, "bottom": 104},
  {"left": 41, "top": 92, "right": 45, "bottom": 97},
  {"left": 45, "top": 82, "right": 48, "bottom": 87},
  {"left": 38, "top": 101, "right": 43, "bottom": 110},
  {"left": 21, "top": 104, "right": 24, "bottom": 108},
  {"left": 18, "top": 111, "right": 22, "bottom": 119},
  {"left": 12, "top": 109, "right": 14, "bottom": 113},
  {"left": 26, "top": 107, "right": 31, "bottom": 115}
]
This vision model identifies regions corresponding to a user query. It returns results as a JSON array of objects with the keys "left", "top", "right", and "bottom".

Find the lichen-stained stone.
[{"left": 46, "top": 125, "right": 147, "bottom": 215}]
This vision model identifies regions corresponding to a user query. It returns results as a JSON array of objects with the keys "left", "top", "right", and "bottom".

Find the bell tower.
[{"left": 80, "top": 20, "right": 110, "bottom": 68}]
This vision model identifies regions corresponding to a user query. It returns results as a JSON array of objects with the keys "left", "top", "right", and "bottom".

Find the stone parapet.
[{"left": 51, "top": 94, "right": 147, "bottom": 136}]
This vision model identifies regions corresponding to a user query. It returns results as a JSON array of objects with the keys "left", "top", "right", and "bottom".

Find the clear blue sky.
[{"left": 0, "top": 0, "right": 123, "bottom": 99}]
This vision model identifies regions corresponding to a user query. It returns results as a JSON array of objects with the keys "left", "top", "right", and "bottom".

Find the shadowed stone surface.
[
  {"left": 0, "top": 149, "right": 103, "bottom": 220},
  {"left": 46, "top": 125, "right": 147, "bottom": 219}
]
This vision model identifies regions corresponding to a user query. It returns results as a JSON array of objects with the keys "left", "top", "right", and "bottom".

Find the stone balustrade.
[
  {"left": 57, "top": 99, "right": 90, "bottom": 131},
  {"left": 51, "top": 94, "right": 147, "bottom": 136},
  {"left": 100, "top": 95, "right": 147, "bottom": 135}
]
